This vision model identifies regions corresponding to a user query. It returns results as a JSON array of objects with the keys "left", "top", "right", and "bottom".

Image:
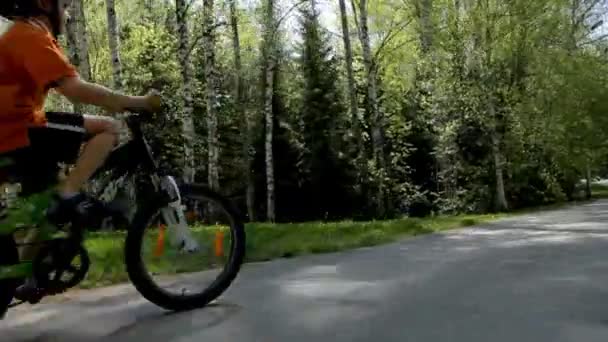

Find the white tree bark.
[
  {"left": 65, "top": 10, "right": 79, "bottom": 67},
  {"left": 203, "top": 0, "right": 220, "bottom": 191},
  {"left": 264, "top": 61, "right": 276, "bottom": 223},
  {"left": 105, "top": 0, "right": 123, "bottom": 89},
  {"left": 338, "top": 0, "right": 360, "bottom": 149},
  {"left": 356, "top": 0, "right": 386, "bottom": 216},
  {"left": 230, "top": 0, "right": 256, "bottom": 221},
  {"left": 263, "top": 0, "right": 276, "bottom": 222},
  {"left": 65, "top": 1, "right": 87, "bottom": 113},
  {"left": 175, "top": 0, "right": 197, "bottom": 183},
  {"left": 73, "top": 0, "right": 92, "bottom": 82},
  {"left": 101, "top": 0, "right": 139, "bottom": 225}
]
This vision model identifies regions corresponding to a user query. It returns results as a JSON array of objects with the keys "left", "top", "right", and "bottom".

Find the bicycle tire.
[
  {"left": 0, "top": 236, "right": 19, "bottom": 319},
  {"left": 125, "top": 184, "right": 246, "bottom": 311}
]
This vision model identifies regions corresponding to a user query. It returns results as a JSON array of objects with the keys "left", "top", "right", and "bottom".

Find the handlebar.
[
  {"left": 124, "top": 107, "right": 153, "bottom": 116},
  {"left": 122, "top": 107, "right": 167, "bottom": 138},
  {"left": 123, "top": 108, "right": 156, "bottom": 124},
  {"left": 123, "top": 93, "right": 163, "bottom": 123}
]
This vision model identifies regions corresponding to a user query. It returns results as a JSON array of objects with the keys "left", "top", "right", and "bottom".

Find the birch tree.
[
  {"left": 262, "top": 0, "right": 277, "bottom": 222},
  {"left": 73, "top": 0, "right": 92, "bottom": 82},
  {"left": 355, "top": 0, "right": 387, "bottom": 216},
  {"left": 65, "top": 0, "right": 90, "bottom": 113},
  {"left": 105, "top": 0, "right": 123, "bottom": 89},
  {"left": 203, "top": 0, "right": 220, "bottom": 191},
  {"left": 230, "top": 0, "right": 256, "bottom": 220},
  {"left": 175, "top": 0, "right": 197, "bottom": 182},
  {"left": 338, "top": 0, "right": 361, "bottom": 153}
]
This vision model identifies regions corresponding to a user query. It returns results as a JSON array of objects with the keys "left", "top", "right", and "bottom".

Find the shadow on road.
[
  {"left": 107, "top": 301, "right": 243, "bottom": 342},
  {"left": 1, "top": 299, "right": 242, "bottom": 342}
]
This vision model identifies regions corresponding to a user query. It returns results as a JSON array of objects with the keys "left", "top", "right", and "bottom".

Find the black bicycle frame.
[{"left": 92, "top": 114, "right": 159, "bottom": 180}]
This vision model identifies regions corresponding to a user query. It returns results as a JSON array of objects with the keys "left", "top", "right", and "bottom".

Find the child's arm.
[
  {"left": 56, "top": 76, "right": 160, "bottom": 113},
  {"left": 18, "top": 28, "right": 161, "bottom": 113}
]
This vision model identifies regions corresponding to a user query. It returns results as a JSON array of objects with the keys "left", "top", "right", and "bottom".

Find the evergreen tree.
[{"left": 295, "top": 5, "right": 356, "bottom": 220}]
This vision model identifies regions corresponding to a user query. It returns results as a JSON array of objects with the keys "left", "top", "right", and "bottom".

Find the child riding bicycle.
[{"left": 0, "top": 0, "right": 161, "bottom": 300}]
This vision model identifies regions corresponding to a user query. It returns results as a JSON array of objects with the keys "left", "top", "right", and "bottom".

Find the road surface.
[{"left": 4, "top": 200, "right": 608, "bottom": 341}]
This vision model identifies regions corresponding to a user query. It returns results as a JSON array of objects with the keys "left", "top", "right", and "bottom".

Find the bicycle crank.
[{"left": 33, "top": 239, "right": 90, "bottom": 295}]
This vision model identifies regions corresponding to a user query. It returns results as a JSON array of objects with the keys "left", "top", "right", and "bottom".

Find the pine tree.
[{"left": 296, "top": 5, "right": 354, "bottom": 220}]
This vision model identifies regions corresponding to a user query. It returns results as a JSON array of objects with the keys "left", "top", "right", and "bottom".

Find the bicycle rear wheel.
[
  {"left": 0, "top": 236, "right": 19, "bottom": 319},
  {"left": 125, "top": 183, "right": 245, "bottom": 311}
]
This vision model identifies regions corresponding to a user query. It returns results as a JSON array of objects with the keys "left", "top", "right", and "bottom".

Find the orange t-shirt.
[{"left": 0, "top": 18, "right": 78, "bottom": 154}]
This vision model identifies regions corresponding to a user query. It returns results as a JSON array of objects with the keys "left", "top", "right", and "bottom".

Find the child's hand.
[{"left": 143, "top": 90, "right": 162, "bottom": 113}]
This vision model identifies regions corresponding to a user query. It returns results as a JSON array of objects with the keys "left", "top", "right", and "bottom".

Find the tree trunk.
[
  {"left": 230, "top": 0, "right": 256, "bottom": 221},
  {"left": 175, "top": 0, "right": 196, "bottom": 183},
  {"left": 263, "top": 0, "right": 276, "bottom": 222},
  {"left": 489, "top": 98, "right": 508, "bottom": 212},
  {"left": 340, "top": 0, "right": 368, "bottom": 204},
  {"left": 356, "top": 0, "right": 386, "bottom": 216},
  {"left": 65, "top": 1, "right": 84, "bottom": 113},
  {"left": 418, "top": 0, "right": 433, "bottom": 54},
  {"left": 105, "top": 0, "right": 123, "bottom": 89},
  {"left": 338, "top": 0, "right": 361, "bottom": 151},
  {"left": 585, "top": 160, "right": 592, "bottom": 199},
  {"left": 203, "top": 0, "right": 220, "bottom": 191},
  {"left": 65, "top": 12, "right": 80, "bottom": 69},
  {"left": 492, "top": 134, "right": 508, "bottom": 212},
  {"left": 264, "top": 60, "right": 276, "bottom": 222},
  {"left": 73, "top": 0, "right": 92, "bottom": 82},
  {"left": 102, "top": 0, "right": 138, "bottom": 226}
]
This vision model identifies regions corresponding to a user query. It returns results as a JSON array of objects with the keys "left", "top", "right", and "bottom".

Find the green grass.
[
  {"left": 79, "top": 212, "right": 506, "bottom": 289},
  {"left": 591, "top": 183, "right": 608, "bottom": 198},
  {"left": 74, "top": 182, "right": 608, "bottom": 289},
  {"left": 497, "top": 183, "right": 608, "bottom": 216}
]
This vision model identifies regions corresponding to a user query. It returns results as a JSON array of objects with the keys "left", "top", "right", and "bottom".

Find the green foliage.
[
  {"left": 293, "top": 6, "right": 358, "bottom": 220},
  {"left": 1, "top": 190, "right": 54, "bottom": 231},
  {"left": 36, "top": 0, "right": 608, "bottom": 223}
]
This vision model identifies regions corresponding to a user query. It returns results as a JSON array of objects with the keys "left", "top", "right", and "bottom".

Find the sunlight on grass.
[
  {"left": 591, "top": 183, "right": 608, "bottom": 198},
  {"left": 78, "top": 212, "right": 508, "bottom": 289}
]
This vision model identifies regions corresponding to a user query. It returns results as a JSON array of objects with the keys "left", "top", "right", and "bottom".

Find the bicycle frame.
[{"left": 0, "top": 113, "right": 199, "bottom": 282}]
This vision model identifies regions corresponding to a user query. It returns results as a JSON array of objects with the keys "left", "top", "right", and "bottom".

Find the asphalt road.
[{"left": 4, "top": 200, "right": 608, "bottom": 341}]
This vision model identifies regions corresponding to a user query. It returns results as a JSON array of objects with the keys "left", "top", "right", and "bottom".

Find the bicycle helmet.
[{"left": 0, "top": 0, "right": 65, "bottom": 37}]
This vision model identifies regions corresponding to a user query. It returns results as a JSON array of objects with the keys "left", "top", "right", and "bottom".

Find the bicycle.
[{"left": 0, "top": 110, "right": 246, "bottom": 319}]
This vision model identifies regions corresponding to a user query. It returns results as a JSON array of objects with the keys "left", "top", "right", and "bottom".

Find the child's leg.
[
  {"left": 59, "top": 115, "right": 120, "bottom": 195},
  {"left": 47, "top": 114, "right": 122, "bottom": 224},
  {"left": 15, "top": 113, "right": 120, "bottom": 300}
]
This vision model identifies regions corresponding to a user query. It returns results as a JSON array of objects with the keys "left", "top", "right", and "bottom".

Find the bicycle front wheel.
[{"left": 125, "top": 184, "right": 245, "bottom": 311}]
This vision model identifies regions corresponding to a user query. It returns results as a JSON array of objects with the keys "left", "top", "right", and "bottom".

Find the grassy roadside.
[
  {"left": 81, "top": 212, "right": 508, "bottom": 289},
  {"left": 507, "top": 182, "right": 608, "bottom": 215},
  {"left": 79, "top": 183, "right": 608, "bottom": 289}
]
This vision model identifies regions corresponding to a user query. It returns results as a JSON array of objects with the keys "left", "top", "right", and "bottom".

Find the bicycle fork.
[{"left": 157, "top": 176, "right": 200, "bottom": 253}]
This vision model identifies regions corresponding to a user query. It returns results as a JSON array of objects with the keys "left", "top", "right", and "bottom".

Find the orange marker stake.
[
  {"left": 214, "top": 231, "right": 224, "bottom": 257},
  {"left": 154, "top": 224, "right": 167, "bottom": 257}
]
